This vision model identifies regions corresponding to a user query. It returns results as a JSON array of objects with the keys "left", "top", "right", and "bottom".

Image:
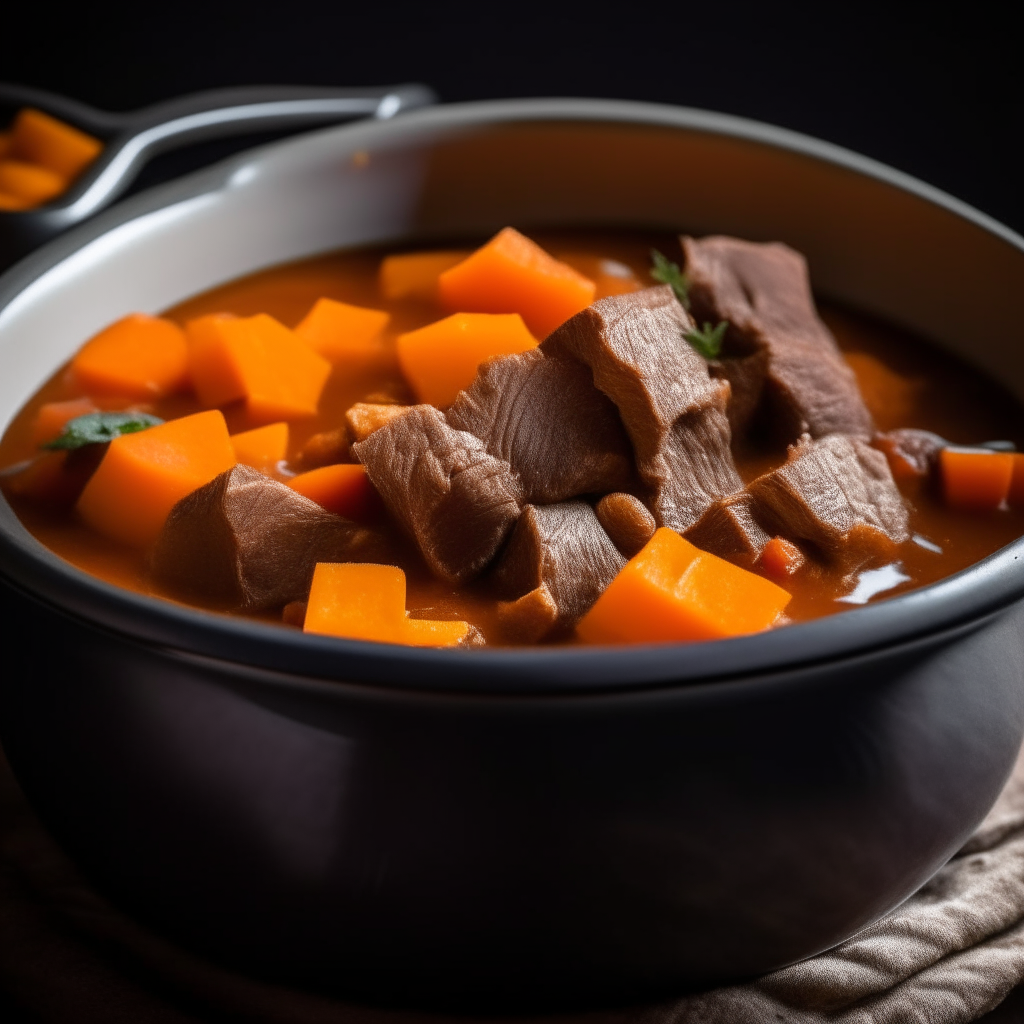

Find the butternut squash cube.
[
  {"left": 577, "top": 528, "right": 791, "bottom": 645},
  {"left": 294, "top": 297, "right": 390, "bottom": 363},
  {"left": 31, "top": 397, "right": 100, "bottom": 445},
  {"left": 77, "top": 409, "right": 236, "bottom": 547},
  {"left": 379, "top": 250, "right": 469, "bottom": 302},
  {"left": 288, "top": 463, "right": 378, "bottom": 521},
  {"left": 0, "top": 159, "right": 66, "bottom": 206},
  {"left": 186, "top": 313, "right": 332, "bottom": 423},
  {"left": 940, "top": 448, "right": 1014, "bottom": 511},
  {"left": 230, "top": 422, "right": 289, "bottom": 472},
  {"left": 9, "top": 108, "right": 103, "bottom": 179}
]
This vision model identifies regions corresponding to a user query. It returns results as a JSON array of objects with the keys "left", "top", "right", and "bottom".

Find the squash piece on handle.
[
  {"left": 77, "top": 409, "right": 236, "bottom": 548},
  {"left": 577, "top": 528, "right": 790, "bottom": 645},
  {"left": 438, "top": 228, "right": 596, "bottom": 339},
  {"left": 397, "top": 312, "right": 537, "bottom": 409},
  {"left": 940, "top": 448, "right": 1014, "bottom": 511},
  {"left": 9, "top": 108, "right": 103, "bottom": 179},
  {"left": 294, "top": 298, "right": 390, "bottom": 363},
  {"left": 303, "top": 563, "right": 469, "bottom": 647},
  {"left": 71, "top": 314, "right": 190, "bottom": 399}
]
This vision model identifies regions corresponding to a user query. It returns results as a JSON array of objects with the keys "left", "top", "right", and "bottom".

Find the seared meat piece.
[
  {"left": 447, "top": 348, "right": 634, "bottom": 504},
  {"left": 153, "top": 464, "right": 382, "bottom": 610},
  {"left": 684, "top": 492, "right": 771, "bottom": 566},
  {"left": 497, "top": 585, "right": 560, "bottom": 645},
  {"left": 544, "top": 285, "right": 742, "bottom": 531},
  {"left": 746, "top": 434, "right": 909, "bottom": 566},
  {"left": 873, "top": 428, "right": 947, "bottom": 480},
  {"left": 353, "top": 405, "right": 522, "bottom": 584},
  {"left": 682, "top": 235, "right": 873, "bottom": 441},
  {"left": 292, "top": 427, "right": 353, "bottom": 470},
  {"left": 491, "top": 502, "right": 625, "bottom": 637},
  {"left": 596, "top": 492, "right": 656, "bottom": 558}
]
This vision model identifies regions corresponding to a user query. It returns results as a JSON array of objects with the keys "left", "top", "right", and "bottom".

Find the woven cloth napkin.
[{"left": 4, "top": 742, "right": 1024, "bottom": 1024}]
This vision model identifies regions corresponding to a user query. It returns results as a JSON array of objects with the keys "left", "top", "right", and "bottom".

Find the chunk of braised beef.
[
  {"left": 447, "top": 348, "right": 635, "bottom": 504},
  {"left": 152, "top": 464, "right": 384, "bottom": 610},
  {"left": 684, "top": 492, "right": 771, "bottom": 567},
  {"left": 491, "top": 502, "right": 625, "bottom": 639},
  {"left": 596, "top": 492, "right": 656, "bottom": 558},
  {"left": 873, "top": 428, "right": 947, "bottom": 481},
  {"left": 497, "top": 586, "right": 560, "bottom": 645},
  {"left": 682, "top": 235, "right": 873, "bottom": 442},
  {"left": 352, "top": 405, "right": 522, "bottom": 585},
  {"left": 745, "top": 434, "right": 909, "bottom": 567},
  {"left": 543, "top": 285, "right": 742, "bottom": 531},
  {"left": 292, "top": 428, "right": 353, "bottom": 471}
]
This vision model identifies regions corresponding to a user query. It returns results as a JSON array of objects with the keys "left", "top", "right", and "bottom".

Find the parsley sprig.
[
  {"left": 44, "top": 411, "right": 163, "bottom": 450},
  {"left": 683, "top": 321, "right": 729, "bottom": 360},
  {"left": 650, "top": 249, "right": 691, "bottom": 309}
]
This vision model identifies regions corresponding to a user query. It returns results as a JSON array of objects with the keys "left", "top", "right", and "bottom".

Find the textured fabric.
[{"left": 3, "top": 743, "right": 1024, "bottom": 1023}]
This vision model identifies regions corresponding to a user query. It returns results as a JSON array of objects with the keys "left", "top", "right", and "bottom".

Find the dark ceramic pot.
[{"left": 1, "top": 99, "right": 1023, "bottom": 1011}]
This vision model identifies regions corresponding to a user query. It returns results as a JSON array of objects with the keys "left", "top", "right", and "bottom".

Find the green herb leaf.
[
  {"left": 683, "top": 320, "right": 729, "bottom": 360},
  {"left": 43, "top": 411, "right": 164, "bottom": 450},
  {"left": 650, "top": 249, "right": 691, "bottom": 309}
]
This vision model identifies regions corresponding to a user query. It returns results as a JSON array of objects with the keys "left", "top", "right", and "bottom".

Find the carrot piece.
[
  {"left": 31, "top": 397, "right": 100, "bottom": 445},
  {"left": 437, "top": 228, "right": 596, "bottom": 338},
  {"left": 0, "top": 159, "right": 67, "bottom": 206},
  {"left": 230, "top": 422, "right": 289, "bottom": 471},
  {"left": 293, "top": 297, "right": 390, "bottom": 363},
  {"left": 303, "top": 563, "right": 469, "bottom": 647},
  {"left": 397, "top": 312, "right": 538, "bottom": 408},
  {"left": 70, "top": 313, "right": 189, "bottom": 399},
  {"left": 9, "top": 108, "right": 103, "bottom": 179},
  {"left": 379, "top": 251, "right": 470, "bottom": 302},
  {"left": 288, "top": 463, "right": 378, "bottom": 520},
  {"left": 940, "top": 447, "right": 1014, "bottom": 511},
  {"left": 1009, "top": 454, "right": 1024, "bottom": 509},
  {"left": 77, "top": 409, "right": 236, "bottom": 547},
  {"left": 186, "top": 313, "right": 332, "bottom": 423},
  {"left": 758, "top": 536, "right": 805, "bottom": 578},
  {"left": 577, "top": 528, "right": 791, "bottom": 645}
]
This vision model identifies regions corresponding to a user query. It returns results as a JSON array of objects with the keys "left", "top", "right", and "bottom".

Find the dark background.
[{"left": 3, "top": 2, "right": 1023, "bottom": 234}]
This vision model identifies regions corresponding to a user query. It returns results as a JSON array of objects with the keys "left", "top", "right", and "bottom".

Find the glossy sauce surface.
[{"left": 2, "top": 229, "right": 1023, "bottom": 643}]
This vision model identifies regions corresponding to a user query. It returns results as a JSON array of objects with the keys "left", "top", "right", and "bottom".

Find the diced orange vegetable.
[
  {"left": 31, "top": 397, "right": 100, "bottom": 445},
  {"left": 1009, "top": 453, "right": 1024, "bottom": 509},
  {"left": 379, "top": 251, "right": 470, "bottom": 302},
  {"left": 70, "top": 314, "right": 189, "bottom": 399},
  {"left": 303, "top": 563, "right": 469, "bottom": 646},
  {"left": 940, "top": 447, "right": 1013, "bottom": 511},
  {"left": 577, "top": 528, "right": 791, "bottom": 645},
  {"left": 294, "top": 298, "right": 390, "bottom": 362},
  {"left": 288, "top": 463, "right": 378, "bottom": 521},
  {"left": 0, "top": 159, "right": 66, "bottom": 206},
  {"left": 186, "top": 313, "right": 332, "bottom": 423},
  {"left": 9, "top": 108, "right": 103, "bottom": 180},
  {"left": 438, "top": 227, "right": 596, "bottom": 338},
  {"left": 77, "top": 409, "right": 236, "bottom": 547},
  {"left": 758, "top": 536, "right": 805, "bottom": 578},
  {"left": 230, "top": 422, "right": 289, "bottom": 471},
  {"left": 397, "top": 312, "right": 538, "bottom": 408}
]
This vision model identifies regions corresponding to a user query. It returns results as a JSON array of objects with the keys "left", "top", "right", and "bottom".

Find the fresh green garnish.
[
  {"left": 650, "top": 249, "right": 691, "bottom": 309},
  {"left": 43, "top": 411, "right": 164, "bottom": 450},
  {"left": 683, "top": 320, "right": 729, "bottom": 360}
]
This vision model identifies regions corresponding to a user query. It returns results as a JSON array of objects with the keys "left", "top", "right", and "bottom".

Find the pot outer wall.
[{"left": 2, "top": 575, "right": 1021, "bottom": 1011}]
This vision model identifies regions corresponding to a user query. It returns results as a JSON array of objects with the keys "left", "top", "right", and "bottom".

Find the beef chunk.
[
  {"left": 352, "top": 405, "right": 522, "bottom": 584},
  {"left": 292, "top": 428, "right": 353, "bottom": 471},
  {"left": 684, "top": 492, "right": 771, "bottom": 566},
  {"left": 746, "top": 434, "right": 909, "bottom": 566},
  {"left": 543, "top": 285, "right": 742, "bottom": 531},
  {"left": 491, "top": 502, "right": 625, "bottom": 636},
  {"left": 873, "top": 428, "right": 946, "bottom": 480},
  {"left": 447, "top": 348, "right": 634, "bottom": 504},
  {"left": 596, "top": 492, "right": 656, "bottom": 557},
  {"left": 153, "top": 464, "right": 382, "bottom": 610},
  {"left": 497, "top": 585, "right": 560, "bottom": 644},
  {"left": 682, "top": 235, "right": 873, "bottom": 441}
]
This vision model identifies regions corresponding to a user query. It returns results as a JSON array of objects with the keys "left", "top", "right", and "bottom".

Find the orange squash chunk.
[
  {"left": 186, "top": 313, "right": 332, "bottom": 423},
  {"left": 379, "top": 250, "right": 469, "bottom": 302},
  {"left": 230, "top": 422, "right": 289, "bottom": 472},
  {"left": 437, "top": 228, "right": 596, "bottom": 338},
  {"left": 77, "top": 409, "right": 236, "bottom": 547},
  {"left": 294, "top": 297, "right": 390, "bottom": 362},
  {"left": 940, "top": 448, "right": 1013, "bottom": 511},
  {"left": 303, "top": 563, "right": 469, "bottom": 647},
  {"left": 0, "top": 160, "right": 66, "bottom": 206},
  {"left": 9, "top": 108, "right": 103, "bottom": 179},
  {"left": 31, "top": 397, "right": 100, "bottom": 445},
  {"left": 288, "top": 463, "right": 378, "bottom": 521},
  {"left": 757, "top": 536, "right": 805, "bottom": 578},
  {"left": 577, "top": 528, "right": 791, "bottom": 645},
  {"left": 71, "top": 314, "right": 189, "bottom": 399},
  {"left": 397, "top": 312, "right": 538, "bottom": 408}
]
